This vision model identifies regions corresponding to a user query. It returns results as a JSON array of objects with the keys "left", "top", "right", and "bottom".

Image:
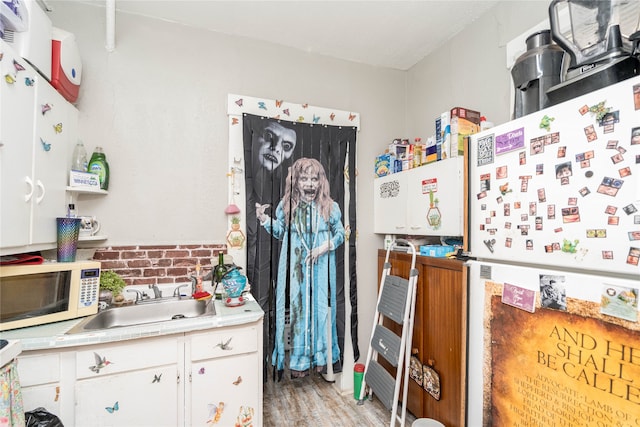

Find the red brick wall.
[{"left": 93, "top": 244, "right": 226, "bottom": 286}]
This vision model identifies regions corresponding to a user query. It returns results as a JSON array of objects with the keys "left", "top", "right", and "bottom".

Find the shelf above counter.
[{"left": 66, "top": 186, "right": 108, "bottom": 195}]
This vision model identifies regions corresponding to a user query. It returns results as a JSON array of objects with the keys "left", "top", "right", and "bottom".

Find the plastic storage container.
[{"left": 71, "top": 141, "right": 88, "bottom": 172}]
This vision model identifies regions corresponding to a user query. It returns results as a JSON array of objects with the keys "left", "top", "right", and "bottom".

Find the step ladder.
[{"left": 358, "top": 239, "right": 418, "bottom": 427}]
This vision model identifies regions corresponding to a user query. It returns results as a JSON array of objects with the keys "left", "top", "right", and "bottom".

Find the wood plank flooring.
[{"left": 263, "top": 371, "right": 417, "bottom": 426}]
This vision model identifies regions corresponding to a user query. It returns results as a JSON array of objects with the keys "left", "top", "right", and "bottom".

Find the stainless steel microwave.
[{"left": 0, "top": 260, "right": 101, "bottom": 331}]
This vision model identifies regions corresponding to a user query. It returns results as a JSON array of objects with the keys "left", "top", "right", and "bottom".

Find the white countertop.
[{"left": 0, "top": 298, "right": 264, "bottom": 351}]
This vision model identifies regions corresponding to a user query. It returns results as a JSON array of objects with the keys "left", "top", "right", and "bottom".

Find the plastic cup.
[{"left": 56, "top": 217, "right": 81, "bottom": 262}]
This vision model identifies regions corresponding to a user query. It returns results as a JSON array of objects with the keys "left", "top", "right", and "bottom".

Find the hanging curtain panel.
[
  {"left": 243, "top": 114, "right": 357, "bottom": 379},
  {"left": 227, "top": 95, "right": 360, "bottom": 381}
]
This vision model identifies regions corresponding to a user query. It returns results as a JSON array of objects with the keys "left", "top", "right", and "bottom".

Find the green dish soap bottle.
[{"left": 88, "top": 146, "right": 110, "bottom": 190}]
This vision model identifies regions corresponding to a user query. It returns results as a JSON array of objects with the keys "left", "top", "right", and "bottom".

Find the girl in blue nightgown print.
[{"left": 256, "top": 157, "right": 344, "bottom": 378}]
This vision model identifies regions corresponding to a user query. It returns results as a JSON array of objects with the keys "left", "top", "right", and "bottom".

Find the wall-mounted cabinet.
[
  {"left": 373, "top": 157, "right": 464, "bottom": 236},
  {"left": 0, "top": 40, "right": 78, "bottom": 255}
]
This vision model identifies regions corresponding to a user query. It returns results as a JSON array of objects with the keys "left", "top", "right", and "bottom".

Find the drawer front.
[
  {"left": 190, "top": 325, "right": 258, "bottom": 361},
  {"left": 18, "top": 353, "right": 60, "bottom": 386},
  {"left": 76, "top": 335, "right": 180, "bottom": 379}
]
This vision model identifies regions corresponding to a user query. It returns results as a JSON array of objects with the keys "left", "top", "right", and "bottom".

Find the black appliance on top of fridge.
[{"left": 546, "top": 0, "right": 640, "bottom": 105}]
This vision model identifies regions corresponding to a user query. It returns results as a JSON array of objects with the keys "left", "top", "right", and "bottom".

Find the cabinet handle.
[
  {"left": 35, "top": 180, "right": 46, "bottom": 204},
  {"left": 24, "top": 176, "right": 34, "bottom": 202},
  {"left": 177, "top": 372, "right": 181, "bottom": 384}
]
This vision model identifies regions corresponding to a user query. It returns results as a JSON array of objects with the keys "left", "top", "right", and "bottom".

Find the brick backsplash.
[{"left": 93, "top": 244, "right": 226, "bottom": 286}]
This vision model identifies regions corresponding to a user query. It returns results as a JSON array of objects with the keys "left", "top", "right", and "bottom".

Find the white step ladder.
[{"left": 358, "top": 239, "right": 418, "bottom": 427}]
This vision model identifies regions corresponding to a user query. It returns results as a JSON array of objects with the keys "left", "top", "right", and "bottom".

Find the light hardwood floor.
[{"left": 263, "top": 371, "right": 417, "bottom": 426}]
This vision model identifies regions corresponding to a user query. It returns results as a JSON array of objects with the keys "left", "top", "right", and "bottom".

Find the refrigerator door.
[
  {"left": 467, "top": 260, "right": 639, "bottom": 425},
  {"left": 468, "top": 75, "right": 640, "bottom": 276}
]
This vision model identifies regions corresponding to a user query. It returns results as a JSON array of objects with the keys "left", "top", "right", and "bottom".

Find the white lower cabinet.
[
  {"left": 18, "top": 319, "right": 263, "bottom": 426},
  {"left": 187, "top": 324, "right": 262, "bottom": 426}
]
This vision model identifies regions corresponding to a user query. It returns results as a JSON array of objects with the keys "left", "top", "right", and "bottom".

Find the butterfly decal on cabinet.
[
  {"left": 41, "top": 104, "right": 51, "bottom": 115},
  {"left": 275, "top": 99, "right": 283, "bottom": 107},
  {"left": 312, "top": 115, "right": 320, "bottom": 124},
  {"left": 330, "top": 113, "right": 336, "bottom": 121},
  {"left": 348, "top": 113, "right": 356, "bottom": 121},
  {"left": 24, "top": 77, "right": 34, "bottom": 86},
  {"left": 198, "top": 367, "right": 206, "bottom": 375},
  {"left": 232, "top": 376, "right": 242, "bottom": 386},
  {"left": 283, "top": 109, "right": 290, "bottom": 116},
  {"left": 235, "top": 98, "right": 243, "bottom": 107},
  {"left": 4, "top": 74, "right": 16, "bottom": 84},
  {"left": 257, "top": 101, "right": 267, "bottom": 110},
  {"left": 105, "top": 401, "right": 119, "bottom": 414},
  {"left": 152, "top": 373, "right": 162, "bottom": 383},
  {"left": 40, "top": 138, "right": 51, "bottom": 152},
  {"left": 53, "top": 123, "right": 63, "bottom": 134},
  {"left": 89, "top": 352, "right": 113, "bottom": 373},
  {"left": 215, "top": 337, "right": 233, "bottom": 351},
  {"left": 206, "top": 401, "right": 225, "bottom": 424},
  {"left": 231, "top": 117, "right": 239, "bottom": 125},
  {"left": 297, "top": 116, "right": 305, "bottom": 122}
]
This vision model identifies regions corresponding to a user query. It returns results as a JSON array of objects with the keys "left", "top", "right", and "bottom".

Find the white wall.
[
  {"left": 406, "top": 1, "right": 550, "bottom": 138},
  {"left": 47, "top": 0, "right": 552, "bottom": 394}
]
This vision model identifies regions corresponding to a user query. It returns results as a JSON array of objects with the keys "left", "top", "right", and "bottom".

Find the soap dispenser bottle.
[{"left": 88, "top": 146, "right": 110, "bottom": 190}]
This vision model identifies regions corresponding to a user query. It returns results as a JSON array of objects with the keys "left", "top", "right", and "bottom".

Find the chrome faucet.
[
  {"left": 126, "top": 289, "right": 149, "bottom": 304},
  {"left": 173, "top": 283, "right": 190, "bottom": 299},
  {"left": 149, "top": 284, "right": 162, "bottom": 299}
]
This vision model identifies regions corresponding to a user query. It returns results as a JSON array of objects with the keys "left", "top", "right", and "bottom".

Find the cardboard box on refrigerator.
[{"left": 450, "top": 107, "right": 481, "bottom": 157}]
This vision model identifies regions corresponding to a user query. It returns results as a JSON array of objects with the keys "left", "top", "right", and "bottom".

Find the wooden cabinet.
[
  {"left": 373, "top": 158, "right": 464, "bottom": 236},
  {"left": 0, "top": 40, "right": 78, "bottom": 255},
  {"left": 377, "top": 250, "right": 467, "bottom": 427}
]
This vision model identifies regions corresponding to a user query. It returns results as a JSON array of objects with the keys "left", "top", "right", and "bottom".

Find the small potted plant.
[
  {"left": 230, "top": 216, "right": 241, "bottom": 230},
  {"left": 99, "top": 270, "right": 126, "bottom": 304}
]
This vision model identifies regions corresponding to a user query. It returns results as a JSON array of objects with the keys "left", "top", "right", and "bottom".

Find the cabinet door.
[
  {"left": 406, "top": 157, "right": 463, "bottom": 236},
  {"left": 0, "top": 40, "right": 37, "bottom": 248},
  {"left": 21, "top": 384, "right": 62, "bottom": 417},
  {"left": 188, "top": 352, "right": 260, "bottom": 427},
  {"left": 18, "top": 352, "right": 62, "bottom": 416},
  {"left": 373, "top": 172, "right": 408, "bottom": 234},
  {"left": 187, "top": 325, "right": 261, "bottom": 426},
  {"left": 31, "top": 78, "right": 77, "bottom": 246},
  {"left": 75, "top": 364, "right": 179, "bottom": 427}
]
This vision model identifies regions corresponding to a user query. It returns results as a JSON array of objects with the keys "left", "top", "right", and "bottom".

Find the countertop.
[{"left": 0, "top": 297, "right": 264, "bottom": 351}]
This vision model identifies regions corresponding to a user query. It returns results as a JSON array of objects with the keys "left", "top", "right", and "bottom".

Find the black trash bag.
[{"left": 24, "top": 407, "right": 64, "bottom": 427}]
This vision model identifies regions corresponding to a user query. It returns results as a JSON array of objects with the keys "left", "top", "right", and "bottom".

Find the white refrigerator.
[{"left": 466, "top": 76, "right": 640, "bottom": 426}]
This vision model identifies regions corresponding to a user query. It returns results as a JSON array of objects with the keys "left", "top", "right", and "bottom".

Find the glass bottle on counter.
[{"left": 213, "top": 251, "right": 228, "bottom": 299}]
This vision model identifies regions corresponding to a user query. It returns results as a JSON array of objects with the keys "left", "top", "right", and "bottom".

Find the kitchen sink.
[{"left": 67, "top": 298, "right": 215, "bottom": 333}]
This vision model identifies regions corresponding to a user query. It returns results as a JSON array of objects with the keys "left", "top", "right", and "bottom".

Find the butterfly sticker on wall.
[
  {"left": 348, "top": 113, "right": 356, "bottom": 121},
  {"left": 5, "top": 74, "right": 16, "bottom": 84},
  {"left": 312, "top": 115, "right": 320, "bottom": 124},
  {"left": 105, "top": 401, "right": 119, "bottom": 414},
  {"left": 235, "top": 98, "right": 243, "bottom": 107},
  {"left": 283, "top": 109, "right": 290, "bottom": 116},
  {"left": 206, "top": 402, "right": 225, "bottom": 424},
  {"left": 42, "top": 104, "right": 52, "bottom": 115},
  {"left": 258, "top": 101, "right": 267, "bottom": 110},
  {"left": 152, "top": 373, "right": 162, "bottom": 383},
  {"left": 53, "top": 123, "right": 63, "bottom": 134},
  {"left": 231, "top": 117, "right": 239, "bottom": 125},
  {"left": 40, "top": 138, "right": 51, "bottom": 152},
  {"left": 330, "top": 113, "right": 336, "bottom": 121},
  {"left": 275, "top": 99, "right": 283, "bottom": 107},
  {"left": 24, "top": 77, "right": 34, "bottom": 86}
]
